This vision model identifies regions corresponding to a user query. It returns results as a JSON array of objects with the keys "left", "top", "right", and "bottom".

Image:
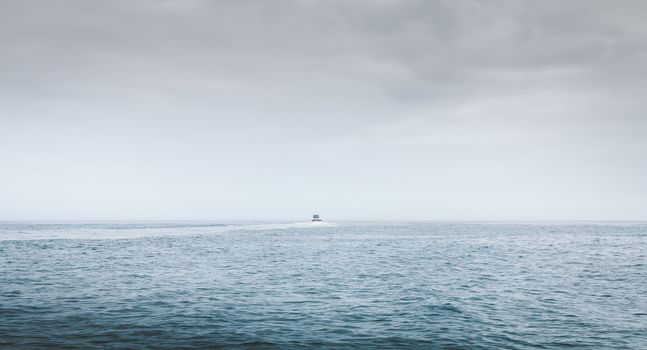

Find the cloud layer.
[{"left": 1, "top": 0, "right": 646, "bottom": 220}]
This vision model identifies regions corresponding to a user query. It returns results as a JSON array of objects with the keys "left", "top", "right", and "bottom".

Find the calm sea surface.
[{"left": 1, "top": 222, "right": 646, "bottom": 349}]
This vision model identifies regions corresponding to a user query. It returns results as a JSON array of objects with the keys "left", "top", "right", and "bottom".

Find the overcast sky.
[{"left": 1, "top": 0, "right": 646, "bottom": 221}]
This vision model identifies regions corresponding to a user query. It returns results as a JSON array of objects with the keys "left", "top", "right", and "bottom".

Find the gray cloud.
[{"left": 1, "top": 0, "right": 646, "bottom": 220}]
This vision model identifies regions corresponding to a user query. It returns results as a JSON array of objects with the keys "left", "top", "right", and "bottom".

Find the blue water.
[{"left": 1, "top": 222, "right": 646, "bottom": 349}]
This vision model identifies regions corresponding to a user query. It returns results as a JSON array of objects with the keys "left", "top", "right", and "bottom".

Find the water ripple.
[{"left": 1, "top": 222, "right": 646, "bottom": 349}]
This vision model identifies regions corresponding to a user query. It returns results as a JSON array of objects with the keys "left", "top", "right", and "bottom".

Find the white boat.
[{"left": 311, "top": 214, "right": 323, "bottom": 222}]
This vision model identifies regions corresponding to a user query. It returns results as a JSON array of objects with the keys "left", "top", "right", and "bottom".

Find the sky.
[{"left": 1, "top": 0, "right": 646, "bottom": 221}]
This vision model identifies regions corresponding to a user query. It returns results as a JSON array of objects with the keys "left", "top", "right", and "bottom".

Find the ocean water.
[{"left": 1, "top": 221, "right": 646, "bottom": 349}]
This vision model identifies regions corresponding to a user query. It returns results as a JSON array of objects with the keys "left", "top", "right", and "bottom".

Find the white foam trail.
[{"left": 0, "top": 221, "right": 338, "bottom": 241}]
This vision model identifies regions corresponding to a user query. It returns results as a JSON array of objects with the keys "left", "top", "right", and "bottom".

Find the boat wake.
[{"left": 0, "top": 221, "right": 336, "bottom": 241}]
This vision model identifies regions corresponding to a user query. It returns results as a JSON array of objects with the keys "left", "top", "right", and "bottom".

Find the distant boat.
[{"left": 311, "top": 214, "right": 323, "bottom": 222}]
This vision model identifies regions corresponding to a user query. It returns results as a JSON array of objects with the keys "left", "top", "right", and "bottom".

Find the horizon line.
[{"left": 1, "top": 219, "right": 646, "bottom": 223}]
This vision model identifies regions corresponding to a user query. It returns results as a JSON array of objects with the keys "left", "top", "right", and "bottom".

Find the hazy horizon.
[{"left": 2, "top": 0, "right": 646, "bottom": 221}]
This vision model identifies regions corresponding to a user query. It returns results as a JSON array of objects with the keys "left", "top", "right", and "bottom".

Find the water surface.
[{"left": 1, "top": 221, "right": 646, "bottom": 349}]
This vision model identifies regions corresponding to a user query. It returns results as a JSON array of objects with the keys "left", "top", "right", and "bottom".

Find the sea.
[{"left": 1, "top": 221, "right": 646, "bottom": 349}]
